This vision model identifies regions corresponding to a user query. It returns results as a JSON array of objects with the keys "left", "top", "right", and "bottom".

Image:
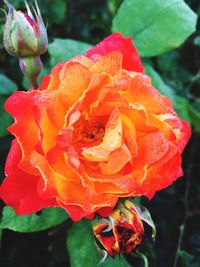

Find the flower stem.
[
  {"left": 173, "top": 145, "right": 194, "bottom": 267},
  {"left": 19, "top": 56, "right": 42, "bottom": 88}
]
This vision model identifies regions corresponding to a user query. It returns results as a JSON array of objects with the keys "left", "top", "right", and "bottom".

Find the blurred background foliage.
[{"left": 0, "top": 0, "right": 200, "bottom": 266}]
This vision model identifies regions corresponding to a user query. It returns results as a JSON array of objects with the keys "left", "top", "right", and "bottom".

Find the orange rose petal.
[
  {"left": 44, "top": 69, "right": 61, "bottom": 92},
  {"left": 160, "top": 110, "right": 183, "bottom": 129},
  {"left": 90, "top": 51, "right": 122, "bottom": 75},
  {"left": 93, "top": 175, "right": 139, "bottom": 196},
  {"left": 47, "top": 146, "right": 80, "bottom": 183},
  {"left": 178, "top": 121, "right": 191, "bottom": 152},
  {"left": 30, "top": 151, "right": 60, "bottom": 198},
  {"left": 38, "top": 62, "right": 66, "bottom": 93},
  {"left": 125, "top": 106, "right": 156, "bottom": 134},
  {"left": 99, "top": 144, "right": 132, "bottom": 175},
  {"left": 35, "top": 92, "right": 67, "bottom": 129},
  {"left": 82, "top": 108, "right": 122, "bottom": 161},
  {"left": 63, "top": 73, "right": 111, "bottom": 126},
  {"left": 149, "top": 113, "right": 177, "bottom": 141},
  {"left": 121, "top": 114, "right": 138, "bottom": 157},
  {"left": 50, "top": 62, "right": 66, "bottom": 76},
  {"left": 132, "top": 142, "right": 180, "bottom": 191},
  {"left": 70, "top": 55, "right": 93, "bottom": 69},
  {"left": 56, "top": 201, "right": 86, "bottom": 222},
  {"left": 156, "top": 112, "right": 191, "bottom": 152},
  {"left": 129, "top": 74, "right": 169, "bottom": 114},
  {"left": 135, "top": 132, "right": 169, "bottom": 167},
  {"left": 142, "top": 152, "right": 182, "bottom": 195},
  {"left": 37, "top": 108, "right": 58, "bottom": 154},
  {"left": 58, "top": 62, "right": 92, "bottom": 108},
  {"left": 89, "top": 85, "right": 130, "bottom": 117},
  {"left": 33, "top": 92, "right": 68, "bottom": 154},
  {"left": 51, "top": 94, "right": 67, "bottom": 127},
  {"left": 56, "top": 180, "right": 87, "bottom": 203},
  {"left": 56, "top": 191, "right": 117, "bottom": 221},
  {"left": 30, "top": 149, "right": 84, "bottom": 195}
]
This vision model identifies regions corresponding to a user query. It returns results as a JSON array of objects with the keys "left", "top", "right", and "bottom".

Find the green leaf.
[
  {"left": 169, "top": 95, "right": 200, "bottom": 133},
  {"left": 171, "top": 97, "right": 200, "bottom": 133},
  {"left": 157, "top": 51, "right": 180, "bottom": 76},
  {"left": 144, "top": 62, "right": 176, "bottom": 104},
  {"left": 157, "top": 51, "right": 193, "bottom": 91},
  {"left": 101, "top": 256, "right": 132, "bottom": 267},
  {"left": 194, "top": 36, "right": 200, "bottom": 46},
  {"left": 144, "top": 63, "right": 196, "bottom": 124},
  {"left": 187, "top": 104, "right": 200, "bottom": 133},
  {"left": 39, "top": 0, "right": 67, "bottom": 24},
  {"left": 0, "top": 24, "right": 4, "bottom": 50},
  {"left": 130, "top": 196, "right": 142, "bottom": 206},
  {"left": 0, "top": 74, "right": 17, "bottom": 95},
  {"left": 112, "top": 0, "right": 197, "bottom": 57},
  {"left": 48, "top": 39, "right": 92, "bottom": 67},
  {"left": 67, "top": 219, "right": 131, "bottom": 267},
  {"left": 3, "top": 0, "right": 22, "bottom": 8},
  {"left": 0, "top": 206, "right": 68, "bottom": 233},
  {"left": 67, "top": 219, "right": 99, "bottom": 267},
  {"left": 0, "top": 96, "right": 13, "bottom": 137},
  {"left": 174, "top": 96, "right": 191, "bottom": 122},
  {"left": 178, "top": 250, "right": 200, "bottom": 267}
]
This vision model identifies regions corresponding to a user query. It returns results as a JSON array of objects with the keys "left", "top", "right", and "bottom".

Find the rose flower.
[
  {"left": 0, "top": 33, "right": 191, "bottom": 221},
  {"left": 93, "top": 200, "right": 144, "bottom": 257}
]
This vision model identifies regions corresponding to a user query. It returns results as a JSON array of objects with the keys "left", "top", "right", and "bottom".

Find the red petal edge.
[
  {"left": 0, "top": 140, "right": 57, "bottom": 215},
  {"left": 86, "top": 32, "right": 144, "bottom": 73}
]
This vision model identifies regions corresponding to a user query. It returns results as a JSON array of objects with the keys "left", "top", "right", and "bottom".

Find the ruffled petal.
[
  {"left": 99, "top": 144, "right": 132, "bottom": 175},
  {"left": 0, "top": 140, "right": 57, "bottom": 214},
  {"left": 58, "top": 61, "right": 92, "bottom": 108},
  {"left": 86, "top": 32, "right": 144, "bottom": 73},
  {"left": 90, "top": 51, "right": 122, "bottom": 75},
  {"left": 82, "top": 108, "right": 122, "bottom": 161},
  {"left": 5, "top": 90, "right": 39, "bottom": 175}
]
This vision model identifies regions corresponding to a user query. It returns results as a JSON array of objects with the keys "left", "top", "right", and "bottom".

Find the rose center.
[{"left": 73, "top": 120, "right": 105, "bottom": 143}]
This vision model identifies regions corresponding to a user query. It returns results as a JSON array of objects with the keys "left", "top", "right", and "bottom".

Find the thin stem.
[
  {"left": 173, "top": 147, "right": 194, "bottom": 267},
  {"left": 19, "top": 56, "right": 42, "bottom": 89},
  {"left": 186, "top": 70, "right": 200, "bottom": 91},
  {"left": 135, "top": 251, "right": 149, "bottom": 267}
]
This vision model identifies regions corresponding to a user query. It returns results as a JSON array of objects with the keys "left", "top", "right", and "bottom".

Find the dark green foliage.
[
  {"left": 67, "top": 219, "right": 131, "bottom": 267},
  {"left": 0, "top": 207, "right": 69, "bottom": 232}
]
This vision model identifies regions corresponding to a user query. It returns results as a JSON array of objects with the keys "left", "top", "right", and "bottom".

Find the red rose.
[
  {"left": 93, "top": 200, "right": 144, "bottom": 256},
  {"left": 0, "top": 33, "right": 191, "bottom": 221}
]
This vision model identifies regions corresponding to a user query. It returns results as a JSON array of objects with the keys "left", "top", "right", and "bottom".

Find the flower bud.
[
  {"left": 3, "top": 0, "right": 47, "bottom": 58},
  {"left": 92, "top": 200, "right": 144, "bottom": 257}
]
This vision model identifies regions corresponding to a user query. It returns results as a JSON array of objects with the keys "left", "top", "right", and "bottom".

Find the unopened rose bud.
[
  {"left": 93, "top": 200, "right": 144, "bottom": 257},
  {"left": 3, "top": 0, "right": 47, "bottom": 57},
  {"left": 3, "top": 0, "right": 47, "bottom": 88}
]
